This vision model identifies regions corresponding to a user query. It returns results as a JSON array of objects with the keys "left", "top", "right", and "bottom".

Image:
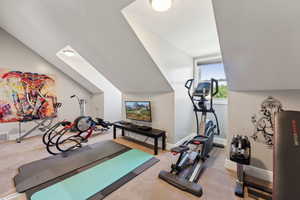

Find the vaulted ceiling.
[
  {"left": 213, "top": 0, "right": 300, "bottom": 91},
  {"left": 0, "top": 0, "right": 173, "bottom": 94},
  {"left": 0, "top": 0, "right": 296, "bottom": 92},
  {"left": 124, "top": 0, "right": 221, "bottom": 57}
]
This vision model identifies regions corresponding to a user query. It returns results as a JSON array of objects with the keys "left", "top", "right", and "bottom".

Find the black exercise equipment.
[
  {"left": 230, "top": 135, "right": 272, "bottom": 199},
  {"left": 159, "top": 78, "right": 222, "bottom": 197},
  {"left": 43, "top": 116, "right": 112, "bottom": 155},
  {"left": 230, "top": 135, "right": 251, "bottom": 198},
  {"left": 274, "top": 111, "right": 300, "bottom": 200},
  {"left": 95, "top": 118, "right": 112, "bottom": 130},
  {"left": 231, "top": 110, "right": 300, "bottom": 200}
]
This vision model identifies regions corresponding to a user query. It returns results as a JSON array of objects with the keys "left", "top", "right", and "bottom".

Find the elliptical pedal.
[{"left": 171, "top": 145, "right": 189, "bottom": 154}]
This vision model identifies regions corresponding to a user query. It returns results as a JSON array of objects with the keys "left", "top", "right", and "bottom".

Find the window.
[{"left": 196, "top": 62, "right": 228, "bottom": 100}]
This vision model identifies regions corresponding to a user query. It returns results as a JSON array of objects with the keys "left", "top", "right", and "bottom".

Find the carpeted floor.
[{"left": 0, "top": 132, "right": 255, "bottom": 200}]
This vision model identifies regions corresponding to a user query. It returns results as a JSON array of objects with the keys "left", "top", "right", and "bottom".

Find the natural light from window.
[
  {"left": 198, "top": 62, "right": 228, "bottom": 99},
  {"left": 56, "top": 45, "right": 120, "bottom": 94}
]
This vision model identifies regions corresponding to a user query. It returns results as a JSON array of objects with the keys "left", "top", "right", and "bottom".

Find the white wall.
[
  {"left": 213, "top": 0, "right": 300, "bottom": 91},
  {"left": 103, "top": 88, "right": 122, "bottom": 122},
  {"left": 228, "top": 90, "right": 300, "bottom": 171},
  {"left": 122, "top": 93, "right": 175, "bottom": 143},
  {"left": 172, "top": 78, "right": 194, "bottom": 143},
  {"left": 90, "top": 93, "right": 104, "bottom": 119},
  {"left": 123, "top": 11, "right": 194, "bottom": 144},
  {"left": 90, "top": 92, "right": 121, "bottom": 127},
  {"left": 57, "top": 48, "right": 122, "bottom": 123},
  {"left": 206, "top": 103, "right": 228, "bottom": 139},
  {"left": 0, "top": 28, "right": 99, "bottom": 138}
]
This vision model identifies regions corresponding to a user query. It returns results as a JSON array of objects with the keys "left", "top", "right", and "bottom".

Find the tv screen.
[{"left": 125, "top": 101, "right": 152, "bottom": 122}]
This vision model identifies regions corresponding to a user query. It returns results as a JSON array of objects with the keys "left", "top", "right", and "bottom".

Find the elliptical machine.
[{"left": 159, "top": 78, "right": 221, "bottom": 197}]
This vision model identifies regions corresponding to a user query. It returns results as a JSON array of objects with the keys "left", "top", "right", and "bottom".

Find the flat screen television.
[{"left": 125, "top": 101, "right": 152, "bottom": 122}]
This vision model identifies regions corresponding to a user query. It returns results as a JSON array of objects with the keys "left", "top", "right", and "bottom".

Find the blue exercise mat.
[{"left": 31, "top": 149, "right": 153, "bottom": 200}]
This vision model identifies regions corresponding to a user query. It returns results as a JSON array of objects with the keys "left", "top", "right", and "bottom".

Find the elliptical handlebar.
[
  {"left": 185, "top": 79, "right": 197, "bottom": 112},
  {"left": 185, "top": 78, "right": 219, "bottom": 101},
  {"left": 185, "top": 79, "right": 194, "bottom": 90},
  {"left": 184, "top": 78, "right": 220, "bottom": 136},
  {"left": 211, "top": 78, "right": 219, "bottom": 97},
  {"left": 210, "top": 79, "right": 219, "bottom": 108}
]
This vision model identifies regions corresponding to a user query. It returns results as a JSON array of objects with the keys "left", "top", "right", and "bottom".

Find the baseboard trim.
[
  {"left": 214, "top": 137, "right": 227, "bottom": 146},
  {"left": 224, "top": 159, "right": 273, "bottom": 182},
  {"left": 167, "top": 133, "right": 227, "bottom": 150}
]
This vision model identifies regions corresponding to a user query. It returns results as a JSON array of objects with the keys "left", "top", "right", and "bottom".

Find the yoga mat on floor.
[
  {"left": 30, "top": 149, "right": 158, "bottom": 200},
  {"left": 15, "top": 141, "right": 130, "bottom": 193}
]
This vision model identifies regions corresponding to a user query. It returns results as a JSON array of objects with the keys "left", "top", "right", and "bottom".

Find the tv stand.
[
  {"left": 113, "top": 122, "right": 166, "bottom": 155},
  {"left": 117, "top": 120, "right": 131, "bottom": 125}
]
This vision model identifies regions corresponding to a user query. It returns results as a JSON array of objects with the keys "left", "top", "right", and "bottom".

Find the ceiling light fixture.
[
  {"left": 150, "top": 0, "right": 173, "bottom": 12},
  {"left": 62, "top": 49, "right": 75, "bottom": 57}
]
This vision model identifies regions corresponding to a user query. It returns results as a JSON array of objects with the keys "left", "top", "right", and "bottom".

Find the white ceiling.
[
  {"left": 0, "top": 0, "right": 173, "bottom": 94},
  {"left": 213, "top": 0, "right": 300, "bottom": 91},
  {"left": 124, "top": 0, "right": 221, "bottom": 57}
]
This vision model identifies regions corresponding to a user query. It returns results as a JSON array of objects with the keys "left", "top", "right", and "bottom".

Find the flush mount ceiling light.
[
  {"left": 150, "top": 0, "right": 173, "bottom": 12},
  {"left": 62, "top": 49, "right": 75, "bottom": 57}
]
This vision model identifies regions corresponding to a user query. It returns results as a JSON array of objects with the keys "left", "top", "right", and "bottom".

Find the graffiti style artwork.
[
  {"left": 251, "top": 96, "right": 283, "bottom": 147},
  {"left": 0, "top": 69, "right": 57, "bottom": 123}
]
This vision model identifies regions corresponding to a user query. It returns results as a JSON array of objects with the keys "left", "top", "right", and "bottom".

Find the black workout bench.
[{"left": 113, "top": 122, "right": 166, "bottom": 155}]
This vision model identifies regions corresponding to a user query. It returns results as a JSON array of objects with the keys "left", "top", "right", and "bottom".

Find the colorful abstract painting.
[{"left": 0, "top": 69, "right": 58, "bottom": 123}]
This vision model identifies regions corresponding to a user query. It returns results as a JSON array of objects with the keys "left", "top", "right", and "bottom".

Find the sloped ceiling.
[
  {"left": 123, "top": 11, "right": 194, "bottom": 86},
  {"left": 124, "top": 0, "right": 220, "bottom": 57},
  {"left": 0, "top": 0, "right": 173, "bottom": 93},
  {"left": 213, "top": 0, "right": 300, "bottom": 91}
]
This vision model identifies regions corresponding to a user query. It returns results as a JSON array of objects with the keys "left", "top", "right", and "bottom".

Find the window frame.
[{"left": 194, "top": 56, "right": 228, "bottom": 105}]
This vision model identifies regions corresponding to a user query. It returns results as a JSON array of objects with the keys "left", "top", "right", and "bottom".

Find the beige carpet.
[{"left": 0, "top": 132, "right": 255, "bottom": 200}]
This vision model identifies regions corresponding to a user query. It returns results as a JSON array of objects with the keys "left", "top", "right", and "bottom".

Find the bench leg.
[
  {"left": 154, "top": 137, "right": 158, "bottom": 155},
  {"left": 162, "top": 135, "right": 166, "bottom": 150},
  {"left": 113, "top": 126, "right": 117, "bottom": 139}
]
